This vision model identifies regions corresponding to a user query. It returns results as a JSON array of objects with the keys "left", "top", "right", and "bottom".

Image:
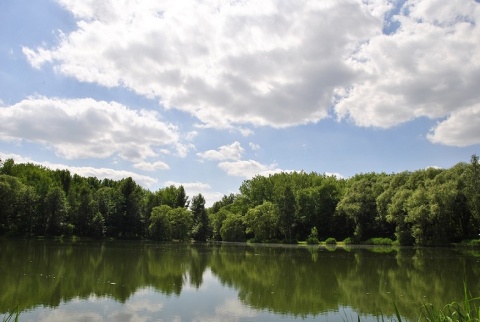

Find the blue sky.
[{"left": 1, "top": 0, "right": 479, "bottom": 206}]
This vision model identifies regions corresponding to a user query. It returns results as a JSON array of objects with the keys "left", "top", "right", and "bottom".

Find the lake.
[{"left": 1, "top": 239, "right": 480, "bottom": 322}]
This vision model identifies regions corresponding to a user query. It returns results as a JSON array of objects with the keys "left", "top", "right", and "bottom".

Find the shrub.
[
  {"left": 325, "top": 237, "right": 337, "bottom": 245},
  {"left": 343, "top": 237, "right": 354, "bottom": 244},
  {"left": 306, "top": 236, "right": 319, "bottom": 244},
  {"left": 306, "top": 227, "right": 319, "bottom": 244},
  {"left": 365, "top": 237, "right": 393, "bottom": 245}
]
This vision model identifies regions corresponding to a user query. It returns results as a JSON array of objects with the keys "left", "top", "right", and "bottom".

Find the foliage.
[
  {"left": 1, "top": 309, "right": 19, "bottom": 322},
  {"left": 343, "top": 237, "right": 355, "bottom": 245},
  {"left": 220, "top": 213, "right": 246, "bottom": 242},
  {"left": 324, "top": 237, "right": 337, "bottom": 245},
  {"left": 418, "top": 283, "right": 480, "bottom": 322},
  {"left": 148, "top": 205, "right": 172, "bottom": 241},
  {"left": 1, "top": 155, "right": 480, "bottom": 246},
  {"left": 306, "top": 227, "right": 319, "bottom": 244},
  {"left": 365, "top": 238, "right": 393, "bottom": 246},
  {"left": 244, "top": 201, "right": 279, "bottom": 242},
  {"left": 0, "top": 159, "right": 195, "bottom": 241},
  {"left": 190, "top": 194, "right": 209, "bottom": 241}
]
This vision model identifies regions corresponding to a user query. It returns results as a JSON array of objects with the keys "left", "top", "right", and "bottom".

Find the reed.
[
  {"left": 418, "top": 283, "right": 480, "bottom": 322},
  {"left": 1, "top": 309, "right": 19, "bottom": 322}
]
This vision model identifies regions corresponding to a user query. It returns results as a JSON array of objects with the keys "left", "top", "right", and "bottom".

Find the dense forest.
[{"left": 1, "top": 156, "right": 479, "bottom": 246}]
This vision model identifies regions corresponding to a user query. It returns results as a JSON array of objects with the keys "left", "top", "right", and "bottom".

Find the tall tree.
[
  {"left": 118, "top": 177, "right": 144, "bottom": 237},
  {"left": 277, "top": 186, "right": 296, "bottom": 242},
  {"left": 43, "top": 186, "right": 68, "bottom": 236},
  {"left": 15, "top": 185, "right": 39, "bottom": 236},
  {"left": 190, "top": 194, "right": 209, "bottom": 241},
  {"left": 220, "top": 213, "right": 246, "bottom": 242},
  {"left": 244, "top": 201, "right": 279, "bottom": 242},
  {"left": 95, "top": 187, "right": 123, "bottom": 237},
  {"left": 168, "top": 207, "right": 193, "bottom": 241},
  {"left": 468, "top": 154, "right": 480, "bottom": 232},
  {"left": 149, "top": 205, "right": 172, "bottom": 241},
  {"left": 175, "top": 185, "right": 189, "bottom": 208},
  {"left": 336, "top": 174, "right": 383, "bottom": 242},
  {"left": 0, "top": 175, "right": 24, "bottom": 234}
]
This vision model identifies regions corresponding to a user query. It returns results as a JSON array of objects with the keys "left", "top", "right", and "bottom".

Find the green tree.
[
  {"left": 277, "top": 186, "right": 296, "bottom": 242},
  {"left": 405, "top": 187, "right": 432, "bottom": 246},
  {"left": 336, "top": 173, "right": 390, "bottom": 242},
  {"left": 118, "top": 177, "right": 144, "bottom": 238},
  {"left": 91, "top": 212, "right": 106, "bottom": 238},
  {"left": 42, "top": 186, "right": 68, "bottom": 236},
  {"left": 15, "top": 185, "right": 39, "bottom": 236},
  {"left": 190, "top": 194, "right": 209, "bottom": 241},
  {"left": 175, "top": 185, "right": 189, "bottom": 208},
  {"left": 0, "top": 158, "right": 14, "bottom": 175},
  {"left": 387, "top": 188, "right": 414, "bottom": 245},
  {"left": 209, "top": 208, "right": 231, "bottom": 241},
  {"left": 210, "top": 193, "right": 236, "bottom": 214},
  {"left": 168, "top": 207, "right": 193, "bottom": 240},
  {"left": 220, "top": 213, "right": 246, "bottom": 242},
  {"left": 467, "top": 154, "right": 480, "bottom": 233},
  {"left": 0, "top": 175, "right": 24, "bottom": 234},
  {"left": 244, "top": 201, "right": 279, "bottom": 242},
  {"left": 149, "top": 205, "right": 172, "bottom": 240},
  {"left": 95, "top": 187, "right": 123, "bottom": 237},
  {"left": 239, "top": 175, "right": 274, "bottom": 208},
  {"left": 69, "top": 180, "right": 96, "bottom": 236}
]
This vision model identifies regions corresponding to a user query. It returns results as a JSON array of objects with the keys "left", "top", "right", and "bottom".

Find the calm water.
[{"left": 1, "top": 240, "right": 480, "bottom": 322}]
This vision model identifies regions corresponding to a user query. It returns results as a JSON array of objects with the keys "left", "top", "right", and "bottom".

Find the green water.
[{"left": 1, "top": 239, "right": 480, "bottom": 321}]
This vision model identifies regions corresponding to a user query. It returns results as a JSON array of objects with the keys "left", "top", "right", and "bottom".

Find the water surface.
[{"left": 1, "top": 239, "right": 480, "bottom": 321}]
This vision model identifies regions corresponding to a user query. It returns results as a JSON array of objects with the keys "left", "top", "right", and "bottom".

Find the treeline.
[
  {"left": 0, "top": 158, "right": 208, "bottom": 240},
  {"left": 1, "top": 156, "right": 479, "bottom": 246},
  {"left": 209, "top": 155, "right": 480, "bottom": 246}
]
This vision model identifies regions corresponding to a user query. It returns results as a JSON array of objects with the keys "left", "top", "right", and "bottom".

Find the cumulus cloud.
[
  {"left": 0, "top": 152, "right": 158, "bottom": 187},
  {"left": 22, "top": 0, "right": 480, "bottom": 147},
  {"left": 0, "top": 97, "right": 180, "bottom": 162},
  {"left": 335, "top": 0, "right": 480, "bottom": 146},
  {"left": 133, "top": 161, "right": 170, "bottom": 171},
  {"left": 427, "top": 105, "right": 480, "bottom": 146},
  {"left": 197, "top": 141, "right": 244, "bottom": 161},
  {"left": 218, "top": 160, "right": 286, "bottom": 178},
  {"left": 23, "top": 0, "right": 379, "bottom": 130}
]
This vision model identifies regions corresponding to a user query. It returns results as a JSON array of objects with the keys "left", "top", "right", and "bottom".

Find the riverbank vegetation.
[{"left": 1, "top": 155, "right": 479, "bottom": 246}]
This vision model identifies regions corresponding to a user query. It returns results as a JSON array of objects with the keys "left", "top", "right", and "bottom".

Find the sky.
[{"left": 1, "top": 0, "right": 480, "bottom": 206}]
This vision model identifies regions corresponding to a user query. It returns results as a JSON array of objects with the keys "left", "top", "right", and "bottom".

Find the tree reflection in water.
[{"left": 1, "top": 240, "right": 479, "bottom": 321}]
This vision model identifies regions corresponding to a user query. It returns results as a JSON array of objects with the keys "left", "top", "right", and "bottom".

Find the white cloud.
[
  {"left": 324, "top": 172, "right": 345, "bottom": 179},
  {"left": 335, "top": 0, "right": 480, "bottom": 138},
  {"left": 197, "top": 141, "right": 244, "bottom": 161},
  {"left": 133, "top": 161, "right": 170, "bottom": 171},
  {"left": 0, "top": 97, "right": 180, "bottom": 162},
  {"left": 427, "top": 105, "right": 480, "bottom": 147},
  {"left": 218, "top": 160, "right": 285, "bottom": 178},
  {"left": 24, "top": 0, "right": 379, "bottom": 129},
  {"left": 174, "top": 142, "right": 194, "bottom": 158},
  {"left": 249, "top": 142, "right": 261, "bottom": 151},
  {"left": 238, "top": 127, "right": 254, "bottom": 137},
  {"left": 185, "top": 131, "right": 198, "bottom": 141},
  {"left": 22, "top": 0, "right": 480, "bottom": 147},
  {"left": 0, "top": 152, "right": 158, "bottom": 188}
]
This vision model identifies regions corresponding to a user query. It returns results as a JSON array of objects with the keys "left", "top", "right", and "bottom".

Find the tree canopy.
[{"left": 1, "top": 155, "right": 479, "bottom": 246}]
